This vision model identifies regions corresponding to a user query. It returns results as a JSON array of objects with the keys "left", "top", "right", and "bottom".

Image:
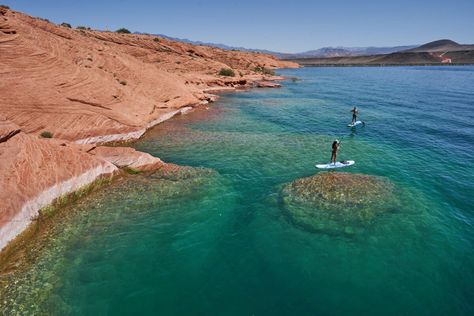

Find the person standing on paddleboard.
[
  {"left": 350, "top": 106, "right": 359, "bottom": 124},
  {"left": 331, "top": 140, "right": 340, "bottom": 165}
]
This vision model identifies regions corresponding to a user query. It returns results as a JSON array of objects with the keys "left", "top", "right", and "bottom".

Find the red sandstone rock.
[
  {"left": 0, "top": 118, "right": 21, "bottom": 143},
  {"left": 0, "top": 132, "right": 118, "bottom": 250},
  {"left": 0, "top": 9, "right": 297, "bottom": 143},
  {"left": 89, "top": 146, "right": 164, "bottom": 171}
]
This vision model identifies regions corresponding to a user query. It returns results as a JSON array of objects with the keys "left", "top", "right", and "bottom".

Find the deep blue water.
[{"left": 2, "top": 66, "right": 474, "bottom": 315}]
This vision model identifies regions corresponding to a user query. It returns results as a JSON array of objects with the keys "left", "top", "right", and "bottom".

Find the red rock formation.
[
  {"left": 0, "top": 7, "right": 298, "bottom": 250},
  {"left": 0, "top": 8, "right": 297, "bottom": 142},
  {"left": 89, "top": 146, "right": 164, "bottom": 171},
  {"left": 0, "top": 127, "right": 118, "bottom": 250}
]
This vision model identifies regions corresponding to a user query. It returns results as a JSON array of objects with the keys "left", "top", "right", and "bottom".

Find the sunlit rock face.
[{"left": 281, "top": 172, "right": 399, "bottom": 235}]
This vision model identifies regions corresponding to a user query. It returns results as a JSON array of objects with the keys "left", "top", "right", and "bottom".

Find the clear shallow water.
[{"left": 2, "top": 66, "right": 474, "bottom": 315}]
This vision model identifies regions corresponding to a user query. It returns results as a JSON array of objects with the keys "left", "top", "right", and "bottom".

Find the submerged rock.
[
  {"left": 281, "top": 172, "right": 399, "bottom": 235},
  {"left": 124, "top": 164, "right": 219, "bottom": 202},
  {"left": 255, "top": 81, "right": 281, "bottom": 88}
]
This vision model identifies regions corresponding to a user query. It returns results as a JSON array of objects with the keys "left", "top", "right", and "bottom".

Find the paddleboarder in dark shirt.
[
  {"left": 331, "top": 140, "right": 340, "bottom": 164},
  {"left": 351, "top": 106, "right": 359, "bottom": 124}
]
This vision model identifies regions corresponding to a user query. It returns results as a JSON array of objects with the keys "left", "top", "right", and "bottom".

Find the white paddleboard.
[
  {"left": 348, "top": 121, "right": 363, "bottom": 127},
  {"left": 315, "top": 160, "right": 355, "bottom": 169}
]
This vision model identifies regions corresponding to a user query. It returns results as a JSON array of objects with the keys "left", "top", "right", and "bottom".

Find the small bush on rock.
[
  {"left": 116, "top": 28, "right": 131, "bottom": 34},
  {"left": 40, "top": 131, "right": 53, "bottom": 138},
  {"left": 60, "top": 22, "right": 72, "bottom": 28},
  {"left": 218, "top": 68, "right": 235, "bottom": 77}
]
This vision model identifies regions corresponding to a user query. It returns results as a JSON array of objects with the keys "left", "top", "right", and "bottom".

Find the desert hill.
[{"left": 405, "top": 39, "right": 474, "bottom": 53}]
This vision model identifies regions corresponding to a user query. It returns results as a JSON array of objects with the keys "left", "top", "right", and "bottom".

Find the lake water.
[{"left": 1, "top": 66, "right": 474, "bottom": 315}]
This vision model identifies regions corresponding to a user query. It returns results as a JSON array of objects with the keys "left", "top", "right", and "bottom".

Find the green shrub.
[
  {"left": 0, "top": 5, "right": 10, "bottom": 9},
  {"left": 116, "top": 28, "right": 131, "bottom": 34},
  {"left": 153, "top": 37, "right": 160, "bottom": 42},
  {"left": 218, "top": 68, "right": 235, "bottom": 77},
  {"left": 40, "top": 131, "right": 53, "bottom": 138},
  {"left": 77, "top": 26, "right": 90, "bottom": 30},
  {"left": 60, "top": 22, "right": 72, "bottom": 28}
]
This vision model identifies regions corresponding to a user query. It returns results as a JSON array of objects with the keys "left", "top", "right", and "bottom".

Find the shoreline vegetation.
[{"left": 0, "top": 6, "right": 298, "bottom": 255}]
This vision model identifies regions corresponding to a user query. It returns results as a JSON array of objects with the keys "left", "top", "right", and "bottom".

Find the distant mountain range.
[
  {"left": 137, "top": 32, "right": 418, "bottom": 59},
  {"left": 138, "top": 33, "right": 282, "bottom": 56},
  {"left": 139, "top": 34, "right": 474, "bottom": 65},
  {"left": 289, "top": 39, "right": 474, "bottom": 66},
  {"left": 276, "top": 45, "right": 418, "bottom": 59}
]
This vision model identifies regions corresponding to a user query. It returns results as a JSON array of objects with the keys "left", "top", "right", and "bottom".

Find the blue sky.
[{"left": 3, "top": 0, "right": 474, "bottom": 52}]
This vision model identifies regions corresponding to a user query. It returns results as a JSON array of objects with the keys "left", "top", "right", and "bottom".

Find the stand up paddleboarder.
[
  {"left": 331, "top": 140, "right": 340, "bottom": 165},
  {"left": 350, "top": 106, "right": 359, "bottom": 124}
]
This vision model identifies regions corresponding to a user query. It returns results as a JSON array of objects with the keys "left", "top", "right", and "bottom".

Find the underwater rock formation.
[{"left": 281, "top": 172, "right": 399, "bottom": 235}]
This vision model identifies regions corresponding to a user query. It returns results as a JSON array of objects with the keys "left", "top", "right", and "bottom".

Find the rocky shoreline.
[{"left": 0, "top": 7, "right": 298, "bottom": 252}]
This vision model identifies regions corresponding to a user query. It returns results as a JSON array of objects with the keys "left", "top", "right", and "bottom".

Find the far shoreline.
[{"left": 287, "top": 63, "right": 474, "bottom": 68}]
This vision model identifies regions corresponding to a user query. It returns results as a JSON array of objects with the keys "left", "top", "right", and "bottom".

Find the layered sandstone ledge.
[
  {"left": 0, "top": 7, "right": 297, "bottom": 142},
  {"left": 0, "top": 7, "right": 297, "bottom": 251}
]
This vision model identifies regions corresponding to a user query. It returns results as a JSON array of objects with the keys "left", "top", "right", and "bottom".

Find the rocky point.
[{"left": 0, "top": 6, "right": 298, "bottom": 251}]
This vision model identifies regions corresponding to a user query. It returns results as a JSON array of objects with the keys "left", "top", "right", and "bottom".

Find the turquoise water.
[{"left": 2, "top": 66, "right": 474, "bottom": 315}]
